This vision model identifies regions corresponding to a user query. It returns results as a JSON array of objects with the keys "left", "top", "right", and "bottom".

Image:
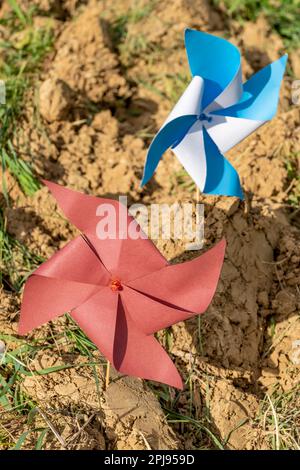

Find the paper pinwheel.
[
  {"left": 141, "top": 29, "right": 287, "bottom": 199},
  {"left": 19, "top": 181, "right": 225, "bottom": 388}
]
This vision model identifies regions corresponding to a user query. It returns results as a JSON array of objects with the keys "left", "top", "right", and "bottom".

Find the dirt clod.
[{"left": 39, "top": 78, "right": 73, "bottom": 122}]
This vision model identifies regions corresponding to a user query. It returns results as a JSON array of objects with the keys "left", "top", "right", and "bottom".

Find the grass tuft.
[
  {"left": 0, "top": 207, "right": 44, "bottom": 292},
  {"left": 0, "top": 317, "right": 104, "bottom": 449},
  {"left": 0, "top": 2, "right": 54, "bottom": 196},
  {"left": 110, "top": 0, "right": 158, "bottom": 66},
  {"left": 213, "top": 0, "right": 300, "bottom": 49},
  {"left": 286, "top": 153, "right": 300, "bottom": 207},
  {"left": 256, "top": 384, "right": 300, "bottom": 449}
]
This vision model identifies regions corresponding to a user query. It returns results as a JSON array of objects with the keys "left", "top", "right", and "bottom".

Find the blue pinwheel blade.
[
  {"left": 202, "top": 127, "right": 243, "bottom": 199},
  {"left": 141, "top": 115, "right": 197, "bottom": 186},
  {"left": 212, "top": 55, "right": 287, "bottom": 121},
  {"left": 185, "top": 29, "right": 241, "bottom": 109}
]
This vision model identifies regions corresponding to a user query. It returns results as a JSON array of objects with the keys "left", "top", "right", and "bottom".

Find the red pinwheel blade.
[
  {"left": 35, "top": 235, "right": 110, "bottom": 285},
  {"left": 71, "top": 287, "right": 119, "bottom": 361},
  {"left": 126, "top": 239, "right": 226, "bottom": 321},
  {"left": 19, "top": 236, "right": 108, "bottom": 334},
  {"left": 43, "top": 180, "right": 167, "bottom": 281},
  {"left": 71, "top": 290, "right": 183, "bottom": 388},
  {"left": 121, "top": 286, "right": 195, "bottom": 335},
  {"left": 114, "top": 295, "right": 183, "bottom": 388},
  {"left": 19, "top": 275, "right": 100, "bottom": 334}
]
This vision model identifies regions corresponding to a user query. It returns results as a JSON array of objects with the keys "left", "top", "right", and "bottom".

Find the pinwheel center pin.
[
  {"left": 110, "top": 278, "right": 123, "bottom": 292},
  {"left": 197, "top": 112, "right": 212, "bottom": 123}
]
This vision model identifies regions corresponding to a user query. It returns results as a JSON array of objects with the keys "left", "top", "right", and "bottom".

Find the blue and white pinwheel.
[{"left": 141, "top": 29, "right": 287, "bottom": 199}]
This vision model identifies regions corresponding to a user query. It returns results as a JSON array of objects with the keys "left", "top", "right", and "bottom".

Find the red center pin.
[{"left": 110, "top": 278, "right": 122, "bottom": 292}]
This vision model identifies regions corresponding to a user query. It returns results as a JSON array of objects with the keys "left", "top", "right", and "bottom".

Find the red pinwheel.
[{"left": 19, "top": 181, "right": 225, "bottom": 388}]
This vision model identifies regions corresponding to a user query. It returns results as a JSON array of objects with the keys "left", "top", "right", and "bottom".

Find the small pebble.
[{"left": 291, "top": 340, "right": 300, "bottom": 366}]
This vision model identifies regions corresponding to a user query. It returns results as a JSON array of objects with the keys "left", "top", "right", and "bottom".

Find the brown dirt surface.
[{"left": 1, "top": 0, "right": 299, "bottom": 450}]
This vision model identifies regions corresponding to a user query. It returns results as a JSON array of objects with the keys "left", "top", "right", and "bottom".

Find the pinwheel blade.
[
  {"left": 72, "top": 292, "right": 183, "bottom": 388},
  {"left": 114, "top": 295, "right": 183, "bottom": 388},
  {"left": 35, "top": 235, "right": 110, "bottom": 286},
  {"left": 127, "top": 239, "right": 226, "bottom": 315},
  {"left": 141, "top": 115, "right": 197, "bottom": 186},
  {"left": 19, "top": 275, "right": 100, "bottom": 334},
  {"left": 19, "top": 236, "right": 108, "bottom": 334},
  {"left": 171, "top": 119, "right": 207, "bottom": 190},
  {"left": 203, "top": 113, "right": 263, "bottom": 154},
  {"left": 185, "top": 28, "right": 241, "bottom": 108},
  {"left": 204, "top": 56, "right": 287, "bottom": 155},
  {"left": 43, "top": 180, "right": 167, "bottom": 281},
  {"left": 121, "top": 286, "right": 196, "bottom": 335},
  {"left": 170, "top": 120, "right": 243, "bottom": 197},
  {"left": 71, "top": 288, "right": 119, "bottom": 363},
  {"left": 212, "top": 55, "right": 287, "bottom": 121},
  {"left": 164, "top": 75, "right": 205, "bottom": 123},
  {"left": 202, "top": 127, "right": 243, "bottom": 198}
]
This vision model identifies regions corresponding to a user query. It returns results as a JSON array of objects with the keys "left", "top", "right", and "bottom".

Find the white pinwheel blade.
[
  {"left": 172, "top": 120, "right": 206, "bottom": 191},
  {"left": 213, "top": 55, "right": 287, "bottom": 121},
  {"left": 141, "top": 76, "right": 204, "bottom": 186},
  {"left": 205, "top": 66, "right": 243, "bottom": 111},
  {"left": 164, "top": 75, "right": 205, "bottom": 125},
  {"left": 172, "top": 123, "right": 243, "bottom": 198},
  {"left": 206, "top": 55, "right": 287, "bottom": 152},
  {"left": 204, "top": 114, "right": 264, "bottom": 153}
]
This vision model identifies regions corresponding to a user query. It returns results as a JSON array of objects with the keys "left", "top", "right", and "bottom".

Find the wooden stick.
[
  {"left": 105, "top": 361, "right": 110, "bottom": 389},
  {"left": 196, "top": 186, "right": 200, "bottom": 203}
]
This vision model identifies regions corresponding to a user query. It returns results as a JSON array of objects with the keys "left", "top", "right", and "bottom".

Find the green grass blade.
[
  {"left": 12, "top": 430, "right": 32, "bottom": 450},
  {"left": 35, "top": 428, "right": 48, "bottom": 450},
  {"left": 7, "top": 0, "right": 28, "bottom": 26}
]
